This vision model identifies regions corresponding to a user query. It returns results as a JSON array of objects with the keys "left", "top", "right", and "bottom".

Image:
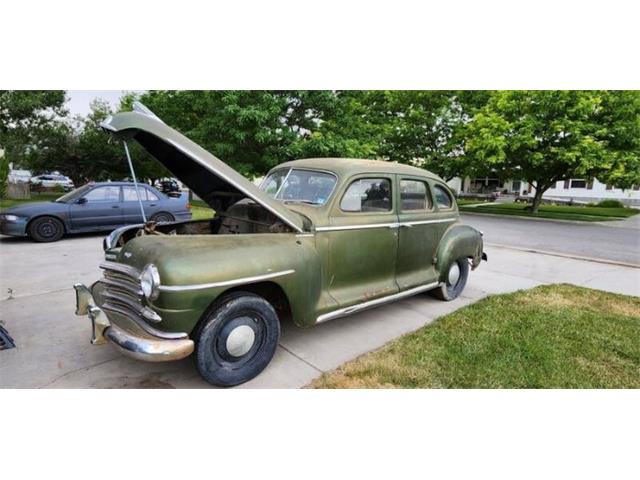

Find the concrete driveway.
[{"left": 0, "top": 229, "right": 638, "bottom": 388}]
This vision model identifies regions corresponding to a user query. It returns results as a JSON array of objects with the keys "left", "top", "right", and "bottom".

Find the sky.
[{"left": 65, "top": 90, "right": 143, "bottom": 117}]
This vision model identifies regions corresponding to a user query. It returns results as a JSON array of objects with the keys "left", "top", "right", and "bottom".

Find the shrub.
[{"left": 596, "top": 199, "right": 625, "bottom": 208}]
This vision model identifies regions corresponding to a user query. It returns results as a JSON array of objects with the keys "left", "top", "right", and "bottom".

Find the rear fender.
[{"left": 435, "top": 224, "right": 483, "bottom": 282}]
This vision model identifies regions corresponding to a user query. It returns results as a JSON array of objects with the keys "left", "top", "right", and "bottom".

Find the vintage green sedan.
[{"left": 74, "top": 103, "right": 486, "bottom": 387}]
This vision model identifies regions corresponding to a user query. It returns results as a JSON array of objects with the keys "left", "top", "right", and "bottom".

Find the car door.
[
  {"left": 395, "top": 177, "right": 441, "bottom": 289},
  {"left": 122, "top": 185, "right": 161, "bottom": 223},
  {"left": 428, "top": 180, "right": 459, "bottom": 241},
  {"left": 69, "top": 185, "right": 124, "bottom": 230},
  {"left": 324, "top": 174, "right": 400, "bottom": 308}
]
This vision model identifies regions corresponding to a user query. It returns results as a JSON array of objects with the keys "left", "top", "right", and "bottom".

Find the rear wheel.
[
  {"left": 431, "top": 257, "right": 470, "bottom": 301},
  {"left": 195, "top": 292, "right": 280, "bottom": 387},
  {"left": 151, "top": 212, "right": 174, "bottom": 223},
  {"left": 28, "top": 216, "right": 64, "bottom": 242}
]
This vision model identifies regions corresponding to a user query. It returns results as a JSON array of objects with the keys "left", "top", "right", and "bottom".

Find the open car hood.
[{"left": 100, "top": 102, "right": 305, "bottom": 233}]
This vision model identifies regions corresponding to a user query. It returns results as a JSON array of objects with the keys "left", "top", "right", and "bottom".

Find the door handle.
[
  {"left": 150, "top": 203, "right": 157, "bottom": 207},
  {"left": 111, "top": 205, "right": 119, "bottom": 209},
  {"left": 400, "top": 224, "right": 413, "bottom": 228}
]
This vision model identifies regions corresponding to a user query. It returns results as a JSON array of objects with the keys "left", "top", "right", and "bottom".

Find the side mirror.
[{"left": 76, "top": 197, "right": 88, "bottom": 204}]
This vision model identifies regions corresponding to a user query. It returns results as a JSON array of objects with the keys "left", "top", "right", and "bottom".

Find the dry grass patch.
[{"left": 309, "top": 284, "right": 640, "bottom": 389}]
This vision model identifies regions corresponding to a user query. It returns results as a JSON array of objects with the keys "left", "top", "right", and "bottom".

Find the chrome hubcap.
[
  {"left": 225, "top": 325, "right": 256, "bottom": 357},
  {"left": 448, "top": 262, "right": 461, "bottom": 286}
]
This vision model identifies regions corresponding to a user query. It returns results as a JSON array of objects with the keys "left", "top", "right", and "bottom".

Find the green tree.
[
  {"left": 140, "top": 90, "right": 341, "bottom": 177},
  {"left": 464, "top": 90, "right": 640, "bottom": 212},
  {"left": 0, "top": 90, "right": 67, "bottom": 167},
  {"left": 364, "top": 91, "right": 485, "bottom": 180}
]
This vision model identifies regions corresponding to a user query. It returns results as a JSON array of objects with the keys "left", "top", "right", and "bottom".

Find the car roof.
[
  {"left": 274, "top": 158, "right": 444, "bottom": 182},
  {"left": 87, "top": 182, "right": 156, "bottom": 187}
]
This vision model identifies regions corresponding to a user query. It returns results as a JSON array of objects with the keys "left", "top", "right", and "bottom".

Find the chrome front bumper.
[{"left": 74, "top": 284, "right": 194, "bottom": 362}]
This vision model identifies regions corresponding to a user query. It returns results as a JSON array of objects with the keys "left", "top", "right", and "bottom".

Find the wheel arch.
[
  {"left": 26, "top": 214, "right": 68, "bottom": 234},
  {"left": 151, "top": 211, "right": 175, "bottom": 221},
  {"left": 193, "top": 281, "right": 293, "bottom": 339},
  {"left": 435, "top": 224, "right": 483, "bottom": 283}
]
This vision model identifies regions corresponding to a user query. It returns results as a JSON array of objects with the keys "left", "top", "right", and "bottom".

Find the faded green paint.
[{"left": 94, "top": 106, "right": 484, "bottom": 338}]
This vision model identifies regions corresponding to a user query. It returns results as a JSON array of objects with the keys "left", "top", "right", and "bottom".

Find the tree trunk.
[{"left": 530, "top": 186, "right": 546, "bottom": 213}]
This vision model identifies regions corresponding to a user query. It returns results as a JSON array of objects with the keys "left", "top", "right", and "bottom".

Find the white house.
[{"left": 448, "top": 176, "right": 640, "bottom": 206}]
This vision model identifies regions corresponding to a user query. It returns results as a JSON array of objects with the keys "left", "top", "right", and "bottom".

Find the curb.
[
  {"left": 460, "top": 210, "right": 625, "bottom": 225},
  {"left": 485, "top": 242, "right": 640, "bottom": 269}
]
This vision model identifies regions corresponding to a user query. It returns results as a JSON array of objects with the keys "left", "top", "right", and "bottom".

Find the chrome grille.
[
  {"left": 96, "top": 262, "right": 186, "bottom": 340},
  {"left": 99, "top": 262, "right": 161, "bottom": 325}
]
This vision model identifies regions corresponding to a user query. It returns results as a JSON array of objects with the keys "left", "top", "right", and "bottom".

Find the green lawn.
[
  {"left": 0, "top": 192, "right": 61, "bottom": 209},
  {"left": 460, "top": 202, "right": 639, "bottom": 221},
  {"left": 310, "top": 285, "right": 640, "bottom": 388},
  {"left": 190, "top": 205, "right": 214, "bottom": 221},
  {"left": 456, "top": 198, "right": 491, "bottom": 206}
]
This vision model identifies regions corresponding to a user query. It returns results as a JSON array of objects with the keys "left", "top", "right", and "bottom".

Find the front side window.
[
  {"left": 570, "top": 179, "right": 587, "bottom": 189},
  {"left": 433, "top": 184, "right": 453, "bottom": 209},
  {"left": 261, "top": 168, "right": 337, "bottom": 205},
  {"left": 340, "top": 178, "right": 392, "bottom": 212},
  {"left": 84, "top": 186, "right": 120, "bottom": 202},
  {"left": 400, "top": 180, "right": 431, "bottom": 211}
]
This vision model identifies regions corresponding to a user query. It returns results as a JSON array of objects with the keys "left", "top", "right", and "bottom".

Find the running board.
[{"left": 316, "top": 282, "right": 443, "bottom": 324}]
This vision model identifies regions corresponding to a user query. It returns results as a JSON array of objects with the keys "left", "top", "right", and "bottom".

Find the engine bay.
[{"left": 113, "top": 199, "right": 293, "bottom": 247}]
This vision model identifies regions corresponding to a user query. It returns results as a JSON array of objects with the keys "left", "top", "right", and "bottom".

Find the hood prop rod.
[{"left": 122, "top": 141, "right": 147, "bottom": 223}]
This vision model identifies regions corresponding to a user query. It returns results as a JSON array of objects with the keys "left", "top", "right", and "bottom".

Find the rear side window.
[
  {"left": 340, "top": 178, "right": 392, "bottom": 212},
  {"left": 123, "top": 186, "right": 145, "bottom": 201},
  {"left": 123, "top": 187, "right": 160, "bottom": 202},
  {"left": 146, "top": 189, "right": 159, "bottom": 201},
  {"left": 400, "top": 180, "right": 431, "bottom": 211},
  {"left": 434, "top": 184, "right": 453, "bottom": 209}
]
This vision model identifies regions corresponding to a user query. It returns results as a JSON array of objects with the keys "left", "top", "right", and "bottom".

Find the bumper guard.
[{"left": 74, "top": 284, "right": 194, "bottom": 362}]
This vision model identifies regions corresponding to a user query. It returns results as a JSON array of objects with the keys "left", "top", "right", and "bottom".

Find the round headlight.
[{"left": 140, "top": 264, "right": 161, "bottom": 300}]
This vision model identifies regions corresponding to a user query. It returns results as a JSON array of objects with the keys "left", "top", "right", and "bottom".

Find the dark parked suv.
[{"left": 0, "top": 182, "right": 192, "bottom": 242}]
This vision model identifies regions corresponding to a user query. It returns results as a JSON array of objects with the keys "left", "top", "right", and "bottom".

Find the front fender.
[
  {"left": 435, "top": 224, "right": 483, "bottom": 282},
  {"left": 115, "top": 233, "right": 313, "bottom": 333}
]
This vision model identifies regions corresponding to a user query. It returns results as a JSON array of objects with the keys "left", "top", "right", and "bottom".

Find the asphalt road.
[{"left": 461, "top": 213, "right": 640, "bottom": 266}]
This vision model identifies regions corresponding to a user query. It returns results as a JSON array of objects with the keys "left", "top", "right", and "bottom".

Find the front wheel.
[
  {"left": 195, "top": 292, "right": 280, "bottom": 387},
  {"left": 431, "top": 257, "right": 470, "bottom": 301},
  {"left": 28, "top": 216, "right": 64, "bottom": 242}
]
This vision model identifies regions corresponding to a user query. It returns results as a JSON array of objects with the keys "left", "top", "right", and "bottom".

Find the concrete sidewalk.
[{"left": 0, "top": 237, "right": 638, "bottom": 388}]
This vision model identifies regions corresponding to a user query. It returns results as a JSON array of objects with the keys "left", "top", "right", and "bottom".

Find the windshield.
[
  {"left": 260, "top": 169, "right": 337, "bottom": 206},
  {"left": 56, "top": 185, "right": 91, "bottom": 203}
]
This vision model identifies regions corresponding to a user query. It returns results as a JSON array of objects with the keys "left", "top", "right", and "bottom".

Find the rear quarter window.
[{"left": 433, "top": 184, "right": 454, "bottom": 209}]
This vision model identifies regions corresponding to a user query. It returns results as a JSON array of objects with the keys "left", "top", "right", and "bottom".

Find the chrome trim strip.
[
  {"left": 402, "top": 218, "right": 457, "bottom": 226},
  {"left": 165, "top": 138, "right": 304, "bottom": 233},
  {"left": 316, "top": 222, "right": 399, "bottom": 232},
  {"left": 316, "top": 281, "right": 442, "bottom": 324},
  {"left": 101, "top": 302, "right": 186, "bottom": 339},
  {"left": 315, "top": 218, "right": 457, "bottom": 232},
  {"left": 100, "top": 261, "right": 141, "bottom": 279},
  {"left": 101, "top": 290, "right": 162, "bottom": 323},
  {"left": 98, "top": 277, "right": 143, "bottom": 297},
  {"left": 105, "top": 224, "right": 143, "bottom": 250},
  {"left": 158, "top": 269, "right": 296, "bottom": 292}
]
